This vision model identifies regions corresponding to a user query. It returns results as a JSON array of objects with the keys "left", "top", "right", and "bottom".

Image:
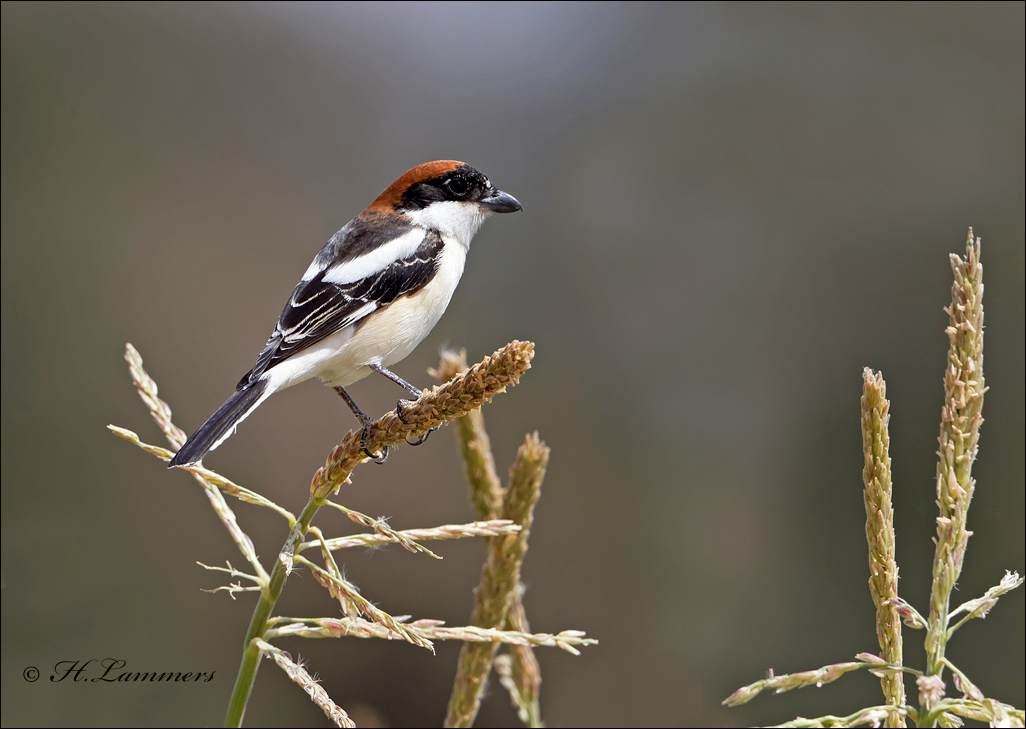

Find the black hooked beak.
[{"left": 479, "top": 189, "right": 522, "bottom": 213}]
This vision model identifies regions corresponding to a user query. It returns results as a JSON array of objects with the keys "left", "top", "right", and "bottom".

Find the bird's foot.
[
  {"left": 406, "top": 428, "right": 436, "bottom": 446},
  {"left": 396, "top": 399, "right": 436, "bottom": 446},
  {"left": 395, "top": 398, "right": 414, "bottom": 424},
  {"left": 359, "top": 426, "right": 389, "bottom": 464}
]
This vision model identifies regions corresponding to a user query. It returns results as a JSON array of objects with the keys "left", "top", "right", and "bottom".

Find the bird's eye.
[{"left": 444, "top": 177, "right": 468, "bottom": 197}]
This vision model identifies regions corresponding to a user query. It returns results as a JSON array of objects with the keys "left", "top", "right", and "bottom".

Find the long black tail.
[{"left": 168, "top": 380, "right": 269, "bottom": 468}]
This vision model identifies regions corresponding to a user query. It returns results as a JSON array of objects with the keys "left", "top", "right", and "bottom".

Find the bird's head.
[{"left": 364, "top": 160, "right": 521, "bottom": 246}]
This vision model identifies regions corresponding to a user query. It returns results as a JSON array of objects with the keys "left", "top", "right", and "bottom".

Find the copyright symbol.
[{"left": 24, "top": 666, "right": 39, "bottom": 682}]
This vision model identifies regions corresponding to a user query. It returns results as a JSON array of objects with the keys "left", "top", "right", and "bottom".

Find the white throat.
[{"left": 405, "top": 202, "right": 489, "bottom": 249}]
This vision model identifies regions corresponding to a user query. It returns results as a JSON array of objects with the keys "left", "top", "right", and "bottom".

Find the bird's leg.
[
  {"left": 369, "top": 364, "right": 437, "bottom": 446},
  {"left": 369, "top": 363, "right": 423, "bottom": 398},
  {"left": 334, "top": 386, "right": 388, "bottom": 463}
]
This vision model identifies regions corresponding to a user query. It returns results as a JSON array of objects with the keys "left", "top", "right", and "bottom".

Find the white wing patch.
[
  {"left": 238, "top": 229, "right": 444, "bottom": 388},
  {"left": 322, "top": 227, "right": 427, "bottom": 285},
  {"left": 301, "top": 256, "right": 328, "bottom": 282}
]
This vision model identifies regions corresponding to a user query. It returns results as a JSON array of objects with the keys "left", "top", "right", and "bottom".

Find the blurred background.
[{"left": 2, "top": 2, "right": 1023, "bottom": 726}]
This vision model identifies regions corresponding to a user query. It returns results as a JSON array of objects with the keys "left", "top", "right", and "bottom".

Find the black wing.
[{"left": 237, "top": 230, "right": 443, "bottom": 389}]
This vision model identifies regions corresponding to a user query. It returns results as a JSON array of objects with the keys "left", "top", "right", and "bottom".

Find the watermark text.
[{"left": 30, "top": 659, "right": 216, "bottom": 683}]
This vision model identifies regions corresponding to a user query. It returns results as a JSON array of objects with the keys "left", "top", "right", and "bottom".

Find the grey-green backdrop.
[{"left": 2, "top": 3, "right": 1023, "bottom": 727}]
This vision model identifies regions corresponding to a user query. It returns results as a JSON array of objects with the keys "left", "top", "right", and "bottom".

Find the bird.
[{"left": 168, "top": 160, "right": 521, "bottom": 468}]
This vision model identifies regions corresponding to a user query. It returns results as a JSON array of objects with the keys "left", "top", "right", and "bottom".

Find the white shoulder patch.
[
  {"left": 301, "top": 256, "right": 328, "bottom": 282},
  {"left": 322, "top": 227, "right": 427, "bottom": 285}
]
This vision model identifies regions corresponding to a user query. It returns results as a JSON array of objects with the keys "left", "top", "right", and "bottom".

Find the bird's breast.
[{"left": 312, "top": 238, "right": 468, "bottom": 387}]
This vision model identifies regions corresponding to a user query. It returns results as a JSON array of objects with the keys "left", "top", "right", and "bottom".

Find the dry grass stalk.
[
  {"left": 771, "top": 706, "right": 907, "bottom": 728},
  {"left": 435, "top": 349, "right": 545, "bottom": 727},
  {"left": 723, "top": 659, "right": 884, "bottom": 707},
  {"left": 197, "top": 561, "right": 264, "bottom": 599},
  {"left": 296, "top": 550, "right": 435, "bottom": 650},
  {"left": 264, "top": 616, "right": 596, "bottom": 651},
  {"left": 431, "top": 348, "right": 505, "bottom": 519},
  {"left": 118, "top": 345, "right": 269, "bottom": 581},
  {"left": 299, "top": 520, "right": 522, "bottom": 553},
  {"left": 109, "top": 426, "right": 297, "bottom": 523},
  {"left": 321, "top": 500, "right": 445, "bottom": 558},
  {"left": 254, "top": 639, "right": 354, "bottom": 728},
  {"left": 723, "top": 231, "right": 1023, "bottom": 728},
  {"left": 861, "top": 369, "right": 906, "bottom": 722},
  {"left": 309, "top": 341, "right": 535, "bottom": 500},
  {"left": 506, "top": 583, "right": 543, "bottom": 726},
  {"left": 925, "top": 230, "right": 985, "bottom": 687},
  {"left": 446, "top": 433, "right": 550, "bottom": 728},
  {"left": 113, "top": 340, "right": 544, "bottom": 725},
  {"left": 946, "top": 570, "right": 1023, "bottom": 634}
]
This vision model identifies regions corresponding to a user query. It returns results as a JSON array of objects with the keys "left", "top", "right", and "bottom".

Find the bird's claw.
[
  {"left": 395, "top": 399, "right": 415, "bottom": 424},
  {"left": 359, "top": 426, "right": 389, "bottom": 464},
  {"left": 396, "top": 399, "right": 436, "bottom": 446},
  {"left": 406, "top": 426, "right": 437, "bottom": 447}
]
